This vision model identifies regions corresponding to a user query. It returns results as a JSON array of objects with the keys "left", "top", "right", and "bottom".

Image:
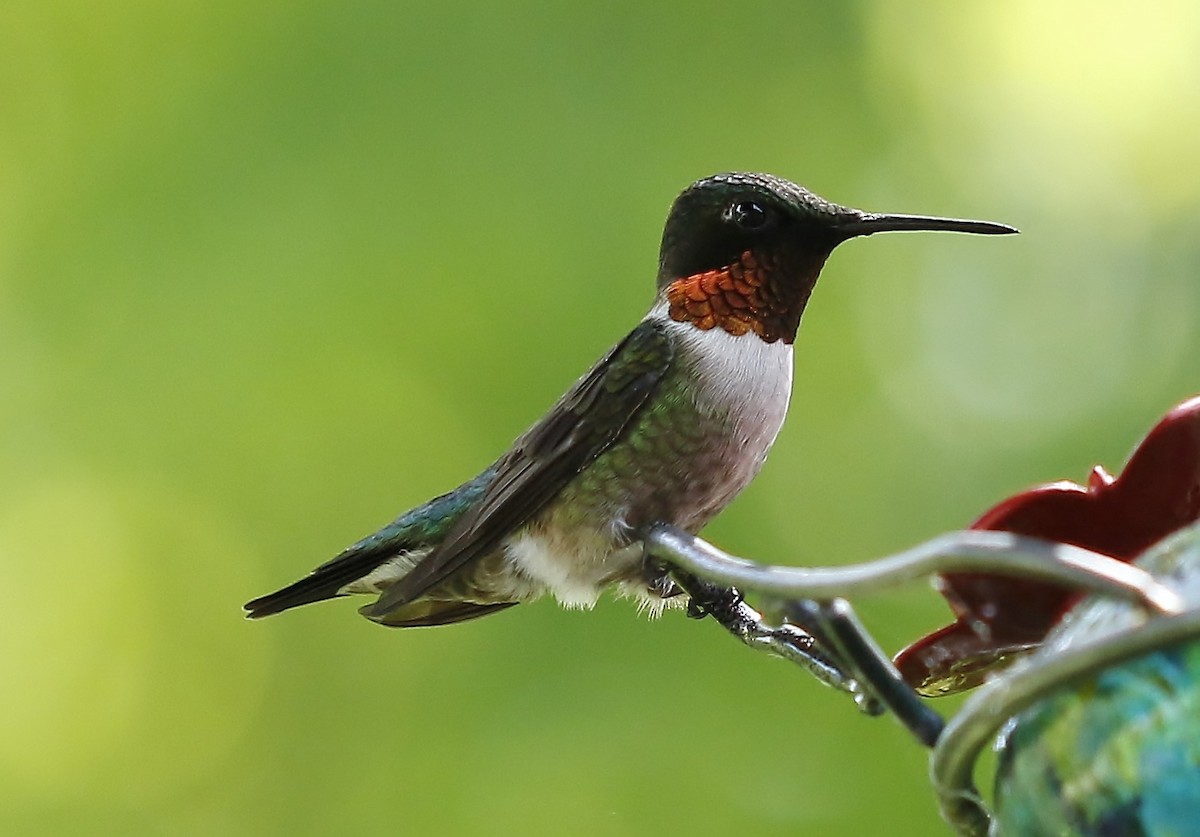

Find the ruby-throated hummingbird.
[{"left": 245, "top": 172, "right": 1015, "bottom": 628}]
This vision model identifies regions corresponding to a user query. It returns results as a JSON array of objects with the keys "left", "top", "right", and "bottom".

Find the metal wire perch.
[{"left": 644, "top": 521, "right": 1200, "bottom": 836}]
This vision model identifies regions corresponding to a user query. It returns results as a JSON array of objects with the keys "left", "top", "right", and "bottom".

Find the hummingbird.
[{"left": 244, "top": 172, "right": 1016, "bottom": 628}]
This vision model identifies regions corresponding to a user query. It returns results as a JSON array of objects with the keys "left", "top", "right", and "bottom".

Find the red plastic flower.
[{"left": 894, "top": 395, "right": 1200, "bottom": 696}]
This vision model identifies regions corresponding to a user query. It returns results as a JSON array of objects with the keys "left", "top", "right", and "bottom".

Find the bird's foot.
[
  {"left": 684, "top": 583, "right": 744, "bottom": 619},
  {"left": 642, "top": 564, "right": 687, "bottom": 601}
]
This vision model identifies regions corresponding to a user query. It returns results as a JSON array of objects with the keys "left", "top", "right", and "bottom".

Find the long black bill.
[{"left": 836, "top": 212, "right": 1018, "bottom": 238}]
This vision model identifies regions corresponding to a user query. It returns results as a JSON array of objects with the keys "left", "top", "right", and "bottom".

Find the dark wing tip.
[{"left": 242, "top": 583, "right": 348, "bottom": 619}]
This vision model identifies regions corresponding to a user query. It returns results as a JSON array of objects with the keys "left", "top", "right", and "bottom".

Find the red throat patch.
[{"left": 665, "top": 250, "right": 808, "bottom": 344}]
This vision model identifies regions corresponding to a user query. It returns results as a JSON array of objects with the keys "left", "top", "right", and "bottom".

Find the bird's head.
[{"left": 656, "top": 172, "right": 1016, "bottom": 343}]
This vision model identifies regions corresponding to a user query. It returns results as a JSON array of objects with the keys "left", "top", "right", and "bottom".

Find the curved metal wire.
[{"left": 645, "top": 524, "right": 1184, "bottom": 618}]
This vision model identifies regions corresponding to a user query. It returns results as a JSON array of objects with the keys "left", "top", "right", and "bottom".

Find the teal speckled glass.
[{"left": 993, "top": 525, "right": 1200, "bottom": 836}]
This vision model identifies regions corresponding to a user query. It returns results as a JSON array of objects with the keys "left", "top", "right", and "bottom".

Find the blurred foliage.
[{"left": 2, "top": 1, "right": 1199, "bottom": 835}]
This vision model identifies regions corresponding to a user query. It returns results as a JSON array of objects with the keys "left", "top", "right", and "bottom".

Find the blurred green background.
[{"left": 3, "top": 2, "right": 1200, "bottom": 835}]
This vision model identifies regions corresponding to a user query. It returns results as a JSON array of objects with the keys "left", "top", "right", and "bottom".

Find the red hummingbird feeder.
[{"left": 894, "top": 395, "right": 1200, "bottom": 696}]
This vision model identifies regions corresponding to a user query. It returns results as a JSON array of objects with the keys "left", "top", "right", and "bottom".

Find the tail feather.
[
  {"left": 365, "top": 600, "right": 518, "bottom": 627},
  {"left": 244, "top": 467, "right": 498, "bottom": 620}
]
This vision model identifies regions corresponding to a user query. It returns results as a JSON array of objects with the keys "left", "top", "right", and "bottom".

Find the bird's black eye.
[{"left": 729, "top": 200, "right": 770, "bottom": 231}]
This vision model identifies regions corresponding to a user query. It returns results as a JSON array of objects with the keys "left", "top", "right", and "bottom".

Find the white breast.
[{"left": 654, "top": 300, "right": 794, "bottom": 469}]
